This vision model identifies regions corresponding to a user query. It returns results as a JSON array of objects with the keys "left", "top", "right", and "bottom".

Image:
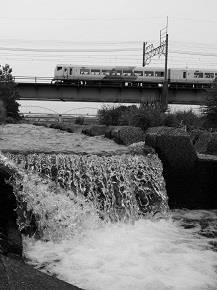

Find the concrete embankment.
[
  {"left": 82, "top": 124, "right": 217, "bottom": 208},
  {"left": 0, "top": 254, "right": 83, "bottom": 289}
]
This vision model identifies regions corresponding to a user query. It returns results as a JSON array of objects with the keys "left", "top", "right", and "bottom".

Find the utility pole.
[
  {"left": 142, "top": 42, "right": 146, "bottom": 67},
  {"left": 142, "top": 17, "right": 169, "bottom": 110},
  {"left": 162, "top": 18, "right": 169, "bottom": 111}
]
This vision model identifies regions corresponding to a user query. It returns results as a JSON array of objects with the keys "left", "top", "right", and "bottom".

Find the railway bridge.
[{"left": 15, "top": 76, "right": 210, "bottom": 106}]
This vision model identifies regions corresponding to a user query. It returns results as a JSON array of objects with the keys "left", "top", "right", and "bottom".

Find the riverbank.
[{"left": 0, "top": 124, "right": 128, "bottom": 155}]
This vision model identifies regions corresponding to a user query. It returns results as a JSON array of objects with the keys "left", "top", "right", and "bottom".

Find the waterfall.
[
  {"left": 5, "top": 153, "right": 168, "bottom": 239},
  {"left": 1, "top": 152, "right": 217, "bottom": 290}
]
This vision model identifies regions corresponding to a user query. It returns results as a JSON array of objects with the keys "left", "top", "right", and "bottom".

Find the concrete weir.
[
  {"left": 145, "top": 127, "right": 217, "bottom": 209},
  {"left": 0, "top": 161, "right": 83, "bottom": 290}
]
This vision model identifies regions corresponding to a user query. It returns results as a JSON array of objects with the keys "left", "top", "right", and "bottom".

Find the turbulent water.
[
  {"left": 23, "top": 210, "right": 217, "bottom": 290},
  {"left": 3, "top": 153, "right": 217, "bottom": 290}
]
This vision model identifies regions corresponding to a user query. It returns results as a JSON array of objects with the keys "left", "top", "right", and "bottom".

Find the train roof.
[
  {"left": 55, "top": 65, "right": 217, "bottom": 72},
  {"left": 55, "top": 64, "right": 165, "bottom": 70}
]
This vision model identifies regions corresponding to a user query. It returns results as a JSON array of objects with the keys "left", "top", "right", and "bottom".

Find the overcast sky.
[{"left": 1, "top": 0, "right": 217, "bottom": 76}]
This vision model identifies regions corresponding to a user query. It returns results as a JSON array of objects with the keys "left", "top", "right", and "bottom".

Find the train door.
[
  {"left": 63, "top": 67, "right": 68, "bottom": 79},
  {"left": 183, "top": 71, "right": 187, "bottom": 80}
]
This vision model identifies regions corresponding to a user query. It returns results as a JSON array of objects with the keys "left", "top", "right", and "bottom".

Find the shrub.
[
  {"left": 119, "top": 106, "right": 164, "bottom": 131},
  {"left": 0, "top": 99, "right": 7, "bottom": 123},
  {"left": 207, "top": 133, "right": 217, "bottom": 154},
  {"left": 75, "top": 116, "right": 85, "bottom": 125},
  {"left": 163, "top": 114, "right": 179, "bottom": 127},
  {"left": 98, "top": 104, "right": 202, "bottom": 132},
  {"left": 49, "top": 123, "right": 63, "bottom": 130},
  {"left": 111, "top": 126, "right": 146, "bottom": 145},
  {"left": 65, "top": 127, "right": 74, "bottom": 133},
  {"left": 162, "top": 110, "right": 202, "bottom": 131},
  {"left": 98, "top": 105, "right": 129, "bottom": 126}
]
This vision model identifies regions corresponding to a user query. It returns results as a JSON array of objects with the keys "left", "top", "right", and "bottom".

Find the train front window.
[
  {"left": 194, "top": 72, "right": 203, "bottom": 78},
  {"left": 145, "top": 71, "right": 154, "bottom": 77},
  {"left": 57, "top": 66, "right": 62, "bottom": 71},
  {"left": 205, "top": 73, "right": 214, "bottom": 78},
  {"left": 155, "top": 71, "right": 164, "bottom": 77},
  {"left": 134, "top": 71, "right": 143, "bottom": 76}
]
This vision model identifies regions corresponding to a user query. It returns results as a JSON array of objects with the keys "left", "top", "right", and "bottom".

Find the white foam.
[{"left": 24, "top": 211, "right": 217, "bottom": 290}]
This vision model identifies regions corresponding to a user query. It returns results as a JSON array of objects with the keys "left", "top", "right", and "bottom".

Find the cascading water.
[{"left": 2, "top": 152, "right": 217, "bottom": 290}]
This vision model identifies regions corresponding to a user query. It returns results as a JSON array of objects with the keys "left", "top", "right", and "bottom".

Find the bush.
[
  {"left": 207, "top": 133, "right": 217, "bottom": 154},
  {"left": 0, "top": 99, "right": 6, "bottom": 123},
  {"left": 98, "top": 104, "right": 164, "bottom": 131},
  {"left": 110, "top": 126, "right": 146, "bottom": 145},
  {"left": 49, "top": 123, "right": 63, "bottom": 130},
  {"left": 6, "top": 116, "right": 17, "bottom": 124},
  {"left": 98, "top": 105, "right": 129, "bottom": 126},
  {"left": 98, "top": 104, "right": 202, "bottom": 132},
  {"left": 126, "top": 107, "right": 164, "bottom": 131},
  {"left": 65, "top": 127, "right": 74, "bottom": 133},
  {"left": 163, "top": 114, "right": 179, "bottom": 127},
  {"left": 75, "top": 116, "right": 85, "bottom": 125}
]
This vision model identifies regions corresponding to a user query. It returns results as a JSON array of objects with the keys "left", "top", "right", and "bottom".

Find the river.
[{"left": 6, "top": 152, "right": 217, "bottom": 290}]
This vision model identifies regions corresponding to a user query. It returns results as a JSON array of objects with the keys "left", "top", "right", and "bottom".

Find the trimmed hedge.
[
  {"left": 82, "top": 125, "right": 107, "bottom": 136},
  {"left": 145, "top": 126, "right": 198, "bottom": 171},
  {"left": 207, "top": 133, "right": 217, "bottom": 154},
  {"left": 105, "top": 126, "right": 146, "bottom": 146}
]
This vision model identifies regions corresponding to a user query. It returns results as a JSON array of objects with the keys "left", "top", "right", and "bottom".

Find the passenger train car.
[{"left": 53, "top": 65, "right": 217, "bottom": 84}]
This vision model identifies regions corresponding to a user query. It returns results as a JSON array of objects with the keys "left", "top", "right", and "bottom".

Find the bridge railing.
[
  {"left": 22, "top": 112, "right": 98, "bottom": 118},
  {"left": 14, "top": 76, "right": 53, "bottom": 83}
]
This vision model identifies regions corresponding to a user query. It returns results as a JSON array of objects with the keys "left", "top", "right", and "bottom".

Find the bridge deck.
[{"left": 15, "top": 79, "right": 210, "bottom": 105}]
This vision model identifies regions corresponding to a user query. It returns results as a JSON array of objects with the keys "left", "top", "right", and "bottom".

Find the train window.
[
  {"left": 183, "top": 72, "right": 187, "bottom": 78},
  {"left": 91, "top": 69, "right": 100, "bottom": 75},
  {"left": 102, "top": 70, "right": 111, "bottom": 76},
  {"left": 123, "top": 70, "right": 132, "bottom": 76},
  {"left": 80, "top": 69, "right": 90, "bottom": 75},
  {"left": 144, "top": 71, "right": 154, "bottom": 77},
  {"left": 194, "top": 72, "right": 203, "bottom": 78},
  {"left": 69, "top": 68, "right": 72, "bottom": 75},
  {"left": 57, "top": 66, "right": 62, "bottom": 71},
  {"left": 204, "top": 73, "right": 214, "bottom": 78},
  {"left": 215, "top": 73, "right": 217, "bottom": 77},
  {"left": 155, "top": 71, "right": 164, "bottom": 77},
  {"left": 134, "top": 71, "right": 143, "bottom": 76},
  {"left": 111, "top": 70, "right": 122, "bottom": 76}
]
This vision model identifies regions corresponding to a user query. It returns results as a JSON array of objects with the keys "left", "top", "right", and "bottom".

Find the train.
[{"left": 53, "top": 65, "right": 217, "bottom": 84}]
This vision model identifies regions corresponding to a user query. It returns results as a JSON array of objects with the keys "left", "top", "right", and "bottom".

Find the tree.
[{"left": 0, "top": 64, "right": 21, "bottom": 121}]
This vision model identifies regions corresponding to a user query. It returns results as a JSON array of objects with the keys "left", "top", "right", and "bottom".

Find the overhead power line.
[
  {"left": 171, "top": 50, "right": 217, "bottom": 57},
  {"left": 0, "top": 47, "right": 140, "bottom": 53}
]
